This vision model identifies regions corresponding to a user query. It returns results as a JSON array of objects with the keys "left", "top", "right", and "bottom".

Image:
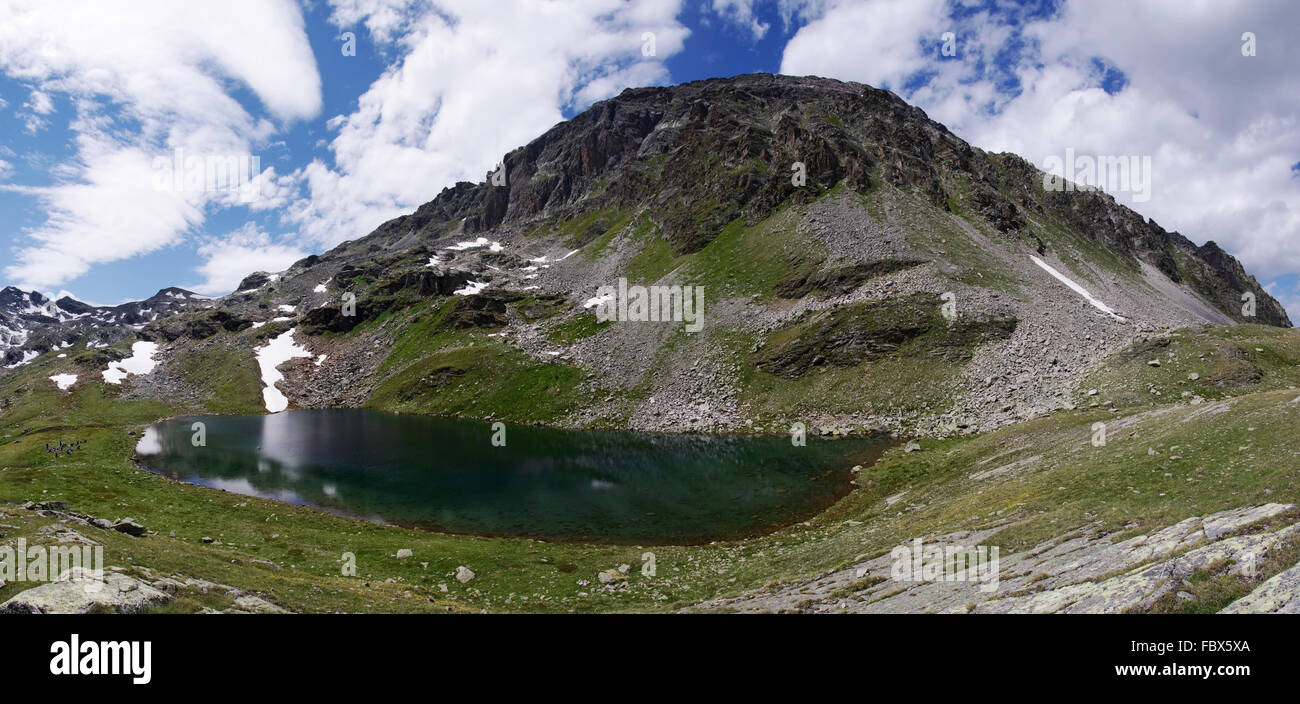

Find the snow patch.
[
  {"left": 584, "top": 293, "right": 615, "bottom": 309},
  {"left": 101, "top": 342, "right": 159, "bottom": 384},
  {"left": 277, "top": 304, "right": 297, "bottom": 313},
  {"left": 453, "top": 280, "right": 489, "bottom": 296},
  {"left": 255, "top": 328, "right": 313, "bottom": 413},
  {"left": 446, "top": 237, "right": 502, "bottom": 252},
  {"left": 49, "top": 374, "right": 77, "bottom": 391},
  {"left": 1030, "top": 256, "right": 1125, "bottom": 321}
]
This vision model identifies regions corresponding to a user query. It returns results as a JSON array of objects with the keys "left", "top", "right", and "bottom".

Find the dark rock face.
[
  {"left": 775, "top": 259, "right": 926, "bottom": 299},
  {"left": 752, "top": 293, "right": 1017, "bottom": 378},
  {"left": 373, "top": 270, "right": 471, "bottom": 298},
  {"left": 237, "top": 272, "right": 272, "bottom": 292},
  {"left": 301, "top": 303, "right": 370, "bottom": 334},
  {"left": 441, "top": 294, "right": 512, "bottom": 330},
  {"left": 145, "top": 310, "right": 252, "bottom": 342},
  {"left": 54, "top": 296, "right": 94, "bottom": 316},
  {"left": 1188, "top": 240, "right": 1291, "bottom": 326},
  {"left": 440, "top": 290, "right": 569, "bottom": 330}
]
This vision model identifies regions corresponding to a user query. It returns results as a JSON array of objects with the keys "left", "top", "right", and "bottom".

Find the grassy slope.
[
  {"left": 2, "top": 175, "right": 1295, "bottom": 612},
  {"left": 365, "top": 298, "right": 596, "bottom": 424},
  {"left": 2, "top": 324, "right": 1297, "bottom": 612},
  {"left": 1080, "top": 324, "right": 1300, "bottom": 408}
]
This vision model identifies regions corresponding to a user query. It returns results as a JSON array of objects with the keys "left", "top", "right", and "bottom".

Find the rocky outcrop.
[
  {"left": 1220, "top": 561, "right": 1300, "bottom": 613},
  {"left": 688, "top": 504, "right": 1300, "bottom": 614},
  {"left": 1, "top": 567, "right": 171, "bottom": 614},
  {"left": 751, "top": 293, "right": 1017, "bottom": 378}
]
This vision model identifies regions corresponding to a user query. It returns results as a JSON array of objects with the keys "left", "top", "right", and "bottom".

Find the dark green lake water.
[{"left": 135, "top": 409, "right": 890, "bottom": 544}]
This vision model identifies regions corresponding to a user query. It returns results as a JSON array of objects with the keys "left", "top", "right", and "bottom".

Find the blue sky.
[{"left": 0, "top": 0, "right": 1297, "bottom": 319}]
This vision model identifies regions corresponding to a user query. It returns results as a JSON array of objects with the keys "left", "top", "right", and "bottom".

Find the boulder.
[
  {"left": 0, "top": 567, "right": 170, "bottom": 614},
  {"left": 111, "top": 518, "right": 147, "bottom": 537}
]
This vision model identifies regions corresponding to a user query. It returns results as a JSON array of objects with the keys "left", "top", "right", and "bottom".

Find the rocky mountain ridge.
[{"left": 1, "top": 74, "right": 1292, "bottom": 438}]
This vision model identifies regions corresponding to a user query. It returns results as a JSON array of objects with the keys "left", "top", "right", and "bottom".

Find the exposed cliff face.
[{"left": 1, "top": 74, "right": 1291, "bottom": 437}]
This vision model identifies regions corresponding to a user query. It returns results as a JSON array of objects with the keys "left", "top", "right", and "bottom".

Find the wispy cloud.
[{"left": 0, "top": 0, "right": 321, "bottom": 291}]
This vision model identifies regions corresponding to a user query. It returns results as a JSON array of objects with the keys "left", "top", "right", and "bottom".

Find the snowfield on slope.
[
  {"left": 256, "top": 328, "right": 313, "bottom": 413},
  {"left": 102, "top": 341, "right": 159, "bottom": 384},
  {"left": 1030, "top": 256, "right": 1125, "bottom": 321}
]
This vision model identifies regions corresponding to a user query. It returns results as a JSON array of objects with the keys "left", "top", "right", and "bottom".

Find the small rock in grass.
[
  {"left": 598, "top": 569, "right": 627, "bottom": 585},
  {"left": 111, "top": 518, "right": 146, "bottom": 537},
  {"left": 395, "top": 548, "right": 413, "bottom": 559},
  {"left": 456, "top": 566, "right": 475, "bottom": 583}
]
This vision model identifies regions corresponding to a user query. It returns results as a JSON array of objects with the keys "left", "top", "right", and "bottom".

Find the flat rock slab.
[
  {"left": 687, "top": 503, "right": 1299, "bottom": 614},
  {"left": 1220, "top": 559, "right": 1300, "bottom": 614}
]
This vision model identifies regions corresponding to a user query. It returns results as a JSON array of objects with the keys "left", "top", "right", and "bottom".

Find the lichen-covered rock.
[
  {"left": 686, "top": 504, "right": 1299, "bottom": 614},
  {"left": 1, "top": 567, "right": 170, "bottom": 614}
]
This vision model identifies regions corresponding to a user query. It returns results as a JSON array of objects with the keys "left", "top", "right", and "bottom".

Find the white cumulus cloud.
[
  {"left": 285, "top": 0, "right": 689, "bottom": 249},
  {"left": 190, "top": 223, "right": 307, "bottom": 296}
]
